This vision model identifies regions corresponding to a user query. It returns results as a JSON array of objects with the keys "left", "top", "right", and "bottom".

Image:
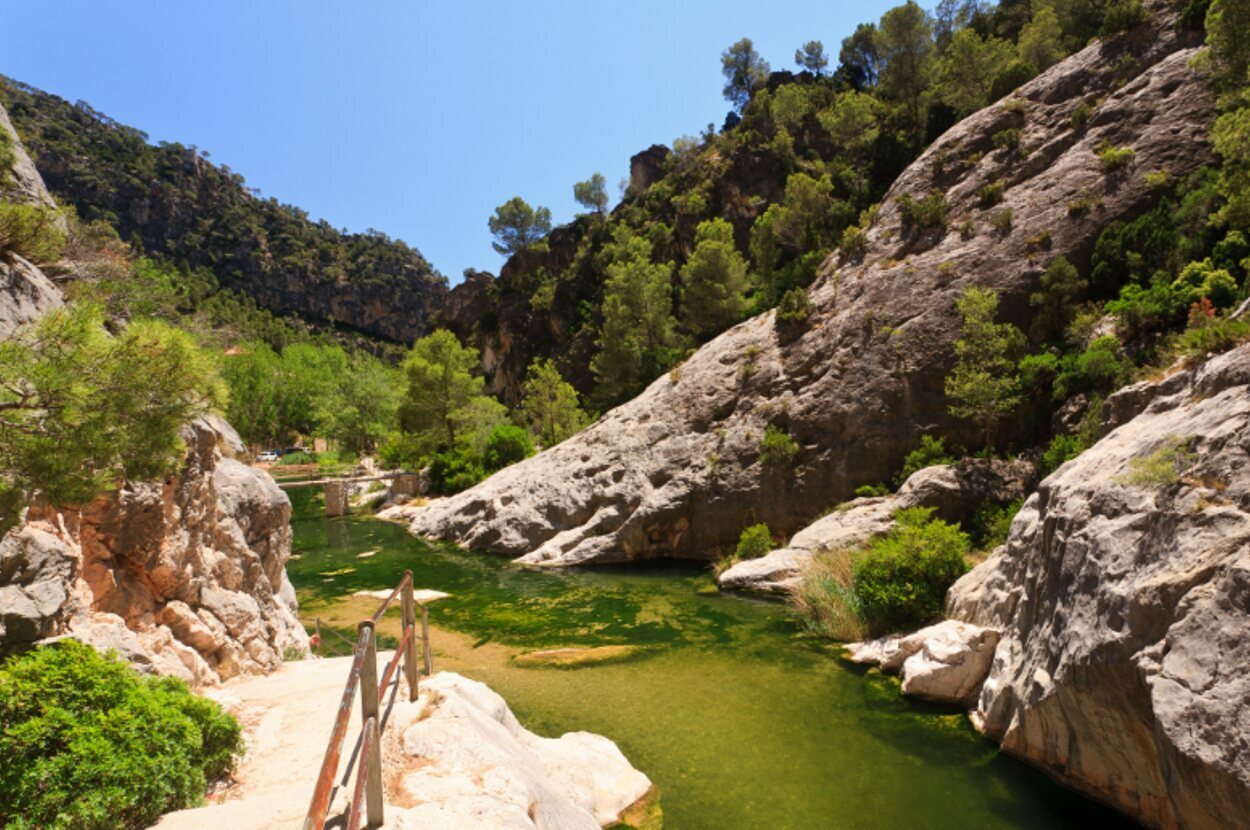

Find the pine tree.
[
  {"left": 519, "top": 358, "right": 588, "bottom": 447},
  {"left": 945, "top": 287, "right": 1025, "bottom": 448},
  {"left": 680, "top": 218, "right": 750, "bottom": 338},
  {"left": 573, "top": 173, "right": 609, "bottom": 216},
  {"left": 488, "top": 197, "right": 552, "bottom": 256}
]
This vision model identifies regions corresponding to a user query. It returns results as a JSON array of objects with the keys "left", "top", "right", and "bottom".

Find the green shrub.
[
  {"left": 277, "top": 450, "right": 316, "bottom": 465},
  {"left": 0, "top": 640, "right": 242, "bottom": 830},
  {"left": 851, "top": 507, "right": 970, "bottom": 632},
  {"left": 1173, "top": 258, "right": 1239, "bottom": 308},
  {"left": 776, "top": 287, "right": 812, "bottom": 324},
  {"left": 736, "top": 523, "right": 774, "bottom": 560},
  {"left": 759, "top": 425, "right": 800, "bottom": 467},
  {"left": 1106, "top": 278, "right": 1189, "bottom": 340},
  {"left": 897, "top": 191, "right": 949, "bottom": 232},
  {"left": 482, "top": 424, "right": 534, "bottom": 471},
  {"left": 1099, "top": 145, "right": 1136, "bottom": 171},
  {"left": 840, "top": 225, "right": 867, "bottom": 258},
  {"left": 978, "top": 181, "right": 1005, "bottom": 208},
  {"left": 895, "top": 435, "right": 955, "bottom": 486},
  {"left": 1116, "top": 437, "right": 1196, "bottom": 488},
  {"left": 1166, "top": 312, "right": 1250, "bottom": 362},
  {"left": 971, "top": 499, "right": 1022, "bottom": 550},
  {"left": 854, "top": 483, "right": 890, "bottom": 498},
  {"left": 1053, "top": 336, "right": 1130, "bottom": 400},
  {"left": 1070, "top": 100, "right": 1093, "bottom": 131},
  {"left": 1100, "top": 0, "right": 1149, "bottom": 36},
  {"left": 993, "top": 128, "right": 1022, "bottom": 152},
  {"left": 0, "top": 201, "right": 67, "bottom": 265},
  {"left": 428, "top": 445, "right": 486, "bottom": 493},
  {"left": 1042, "top": 433, "right": 1087, "bottom": 475}
]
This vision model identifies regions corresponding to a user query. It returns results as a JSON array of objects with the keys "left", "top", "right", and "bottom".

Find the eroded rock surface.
[
  {"left": 398, "top": 7, "right": 1212, "bottom": 566},
  {"left": 0, "top": 418, "right": 308, "bottom": 683},
  {"left": 718, "top": 458, "right": 1035, "bottom": 593},
  {"left": 385, "top": 672, "right": 655, "bottom": 829},
  {"left": 946, "top": 343, "right": 1250, "bottom": 829},
  {"left": 846, "top": 620, "right": 1000, "bottom": 707}
]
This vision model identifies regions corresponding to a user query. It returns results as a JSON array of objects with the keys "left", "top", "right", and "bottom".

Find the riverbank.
[{"left": 286, "top": 490, "right": 1137, "bottom": 829}]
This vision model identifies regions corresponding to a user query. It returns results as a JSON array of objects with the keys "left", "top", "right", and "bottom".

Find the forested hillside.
[{"left": 0, "top": 77, "right": 448, "bottom": 343}]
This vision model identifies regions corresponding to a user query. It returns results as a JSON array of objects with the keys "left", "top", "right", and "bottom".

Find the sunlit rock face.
[
  {"left": 1, "top": 418, "right": 309, "bottom": 683},
  {"left": 396, "top": 3, "right": 1213, "bottom": 568}
]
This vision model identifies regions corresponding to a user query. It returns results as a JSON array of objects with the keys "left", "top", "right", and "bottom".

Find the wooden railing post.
[
  {"left": 356, "top": 621, "right": 384, "bottom": 828},
  {"left": 421, "top": 604, "right": 432, "bottom": 676},
  {"left": 401, "top": 570, "right": 419, "bottom": 700}
]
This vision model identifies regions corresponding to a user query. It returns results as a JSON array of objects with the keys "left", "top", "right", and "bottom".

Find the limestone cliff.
[
  {"left": 394, "top": 6, "right": 1214, "bottom": 565},
  {"left": 0, "top": 417, "right": 309, "bottom": 683}
]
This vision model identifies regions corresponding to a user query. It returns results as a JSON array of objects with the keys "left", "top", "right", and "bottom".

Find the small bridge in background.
[{"left": 276, "top": 472, "right": 419, "bottom": 517}]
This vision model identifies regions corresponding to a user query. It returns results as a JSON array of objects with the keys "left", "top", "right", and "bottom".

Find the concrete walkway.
[{"left": 156, "top": 652, "right": 397, "bottom": 830}]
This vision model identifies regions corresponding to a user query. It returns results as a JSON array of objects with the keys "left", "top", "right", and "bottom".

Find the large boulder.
[
  {"left": 718, "top": 458, "right": 1035, "bottom": 593},
  {"left": 0, "top": 418, "right": 309, "bottom": 683},
  {"left": 384, "top": 672, "right": 655, "bottom": 829},
  {"left": 947, "top": 343, "right": 1250, "bottom": 829},
  {"left": 394, "top": 5, "right": 1212, "bottom": 567},
  {"left": 846, "top": 619, "right": 1001, "bottom": 706}
]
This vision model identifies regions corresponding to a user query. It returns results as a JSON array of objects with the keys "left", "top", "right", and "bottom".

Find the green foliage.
[
  {"left": 789, "top": 548, "right": 865, "bottom": 641},
  {"left": 1206, "top": 0, "right": 1250, "bottom": 95},
  {"left": 0, "top": 200, "right": 67, "bottom": 264},
  {"left": 896, "top": 191, "right": 949, "bottom": 232},
  {"left": 0, "top": 640, "right": 242, "bottom": 830},
  {"left": 1029, "top": 255, "right": 1086, "bottom": 341},
  {"left": 896, "top": 434, "right": 955, "bottom": 486},
  {"left": 1173, "top": 258, "right": 1240, "bottom": 308},
  {"left": 971, "top": 499, "right": 1022, "bottom": 550},
  {"left": 1100, "top": 0, "right": 1149, "bottom": 36},
  {"left": 945, "top": 288, "right": 1026, "bottom": 448},
  {"left": 276, "top": 450, "right": 315, "bottom": 466},
  {"left": 573, "top": 173, "right": 609, "bottom": 216},
  {"left": 839, "top": 224, "right": 868, "bottom": 258},
  {"left": 989, "top": 208, "right": 1014, "bottom": 234},
  {"left": 489, "top": 196, "right": 552, "bottom": 256},
  {"left": 679, "top": 218, "right": 750, "bottom": 338},
  {"left": 776, "top": 287, "right": 812, "bottom": 325},
  {"left": 855, "top": 483, "right": 891, "bottom": 498},
  {"left": 978, "top": 181, "right": 1005, "bottom": 208},
  {"left": 1041, "top": 433, "right": 1088, "bottom": 474},
  {"left": 1053, "top": 336, "right": 1130, "bottom": 400},
  {"left": 1117, "top": 437, "right": 1197, "bottom": 488},
  {"left": 736, "top": 523, "right": 774, "bottom": 560},
  {"left": 1106, "top": 277, "right": 1191, "bottom": 340},
  {"left": 876, "top": 1, "right": 936, "bottom": 134},
  {"left": 482, "top": 424, "right": 535, "bottom": 472},
  {"left": 936, "top": 28, "right": 1015, "bottom": 117},
  {"left": 1017, "top": 5, "right": 1066, "bottom": 71},
  {"left": 759, "top": 424, "right": 800, "bottom": 468},
  {"left": 1099, "top": 145, "right": 1136, "bottom": 171},
  {"left": 852, "top": 507, "right": 970, "bottom": 632},
  {"left": 591, "top": 225, "right": 679, "bottom": 402},
  {"left": 0, "top": 304, "right": 224, "bottom": 527},
  {"left": 427, "top": 445, "right": 487, "bottom": 494},
  {"left": 1070, "top": 100, "right": 1093, "bottom": 131},
  {"left": 721, "top": 37, "right": 771, "bottom": 112},
  {"left": 794, "top": 40, "right": 829, "bottom": 75},
  {"left": 1164, "top": 305, "right": 1250, "bottom": 362},
  {"left": 519, "top": 358, "right": 588, "bottom": 448},
  {"left": 398, "top": 330, "right": 501, "bottom": 459},
  {"left": 0, "top": 120, "right": 14, "bottom": 185},
  {"left": 992, "top": 128, "right": 1022, "bottom": 152}
]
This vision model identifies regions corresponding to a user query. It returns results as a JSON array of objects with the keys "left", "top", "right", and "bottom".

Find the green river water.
[{"left": 285, "top": 490, "right": 1136, "bottom": 830}]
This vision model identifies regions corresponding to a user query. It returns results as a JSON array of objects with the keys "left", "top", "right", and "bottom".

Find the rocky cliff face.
[
  {"left": 394, "top": 7, "right": 1213, "bottom": 565},
  {"left": 0, "top": 417, "right": 309, "bottom": 683},
  {"left": 0, "top": 101, "right": 62, "bottom": 338},
  {"left": 938, "top": 343, "right": 1250, "bottom": 830}
]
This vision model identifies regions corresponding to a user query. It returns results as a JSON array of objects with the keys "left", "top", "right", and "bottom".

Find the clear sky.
[{"left": 1, "top": 0, "right": 901, "bottom": 284}]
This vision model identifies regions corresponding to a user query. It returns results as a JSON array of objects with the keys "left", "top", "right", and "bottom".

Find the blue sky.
[{"left": 1, "top": 0, "right": 900, "bottom": 283}]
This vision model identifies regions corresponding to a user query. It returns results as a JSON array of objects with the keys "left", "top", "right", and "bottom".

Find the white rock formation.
[{"left": 846, "top": 620, "right": 1000, "bottom": 706}]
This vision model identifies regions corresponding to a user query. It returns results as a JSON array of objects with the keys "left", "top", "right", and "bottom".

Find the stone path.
[{"left": 156, "top": 652, "right": 395, "bottom": 830}]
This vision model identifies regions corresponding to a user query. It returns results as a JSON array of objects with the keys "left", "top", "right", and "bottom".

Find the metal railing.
[{"left": 303, "top": 569, "right": 431, "bottom": 830}]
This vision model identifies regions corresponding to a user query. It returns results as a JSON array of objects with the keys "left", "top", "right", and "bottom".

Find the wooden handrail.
[{"left": 303, "top": 569, "right": 428, "bottom": 830}]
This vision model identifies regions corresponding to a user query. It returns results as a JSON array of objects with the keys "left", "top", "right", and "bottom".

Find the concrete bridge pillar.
[
  {"left": 391, "top": 473, "right": 419, "bottom": 499},
  {"left": 324, "top": 481, "right": 349, "bottom": 517}
]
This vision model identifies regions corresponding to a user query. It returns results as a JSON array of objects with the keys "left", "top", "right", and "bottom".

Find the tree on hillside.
[
  {"left": 591, "top": 226, "right": 678, "bottom": 399},
  {"left": 519, "top": 358, "right": 588, "bottom": 447},
  {"left": 945, "top": 287, "right": 1026, "bottom": 448},
  {"left": 0, "top": 304, "right": 224, "bottom": 530},
  {"left": 934, "top": 0, "right": 990, "bottom": 49},
  {"left": 1016, "top": 5, "right": 1065, "bottom": 72},
  {"left": 223, "top": 342, "right": 283, "bottom": 446},
  {"left": 876, "top": 1, "right": 936, "bottom": 137},
  {"left": 573, "top": 173, "right": 609, "bottom": 216},
  {"left": 722, "top": 38, "right": 771, "bottom": 113},
  {"left": 794, "top": 41, "right": 829, "bottom": 75},
  {"left": 398, "top": 329, "right": 494, "bottom": 453},
  {"left": 936, "top": 28, "right": 1015, "bottom": 117},
  {"left": 838, "top": 23, "right": 881, "bottom": 89},
  {"left": 488, "top": 197, "right": 552, "bottom": 256},
  {"left": 680, "top": 218, "right": 750, "bottom": 338},
  {"left": 328, "top": 354, "right": 400, "bottom": 454}
]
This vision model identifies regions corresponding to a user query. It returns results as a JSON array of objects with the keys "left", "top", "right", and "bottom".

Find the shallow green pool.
[{"left": 286, "top": 490, "right": 1135, "bottom": 830}]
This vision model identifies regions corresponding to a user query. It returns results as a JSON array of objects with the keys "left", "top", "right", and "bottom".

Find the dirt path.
[{"left": 156, "top": 652, "right": 394, "bottom": 830}]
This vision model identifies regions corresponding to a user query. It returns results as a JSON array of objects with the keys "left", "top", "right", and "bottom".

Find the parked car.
[{"left": 257, "top": 450, "right": 280, "bottom": 463}]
